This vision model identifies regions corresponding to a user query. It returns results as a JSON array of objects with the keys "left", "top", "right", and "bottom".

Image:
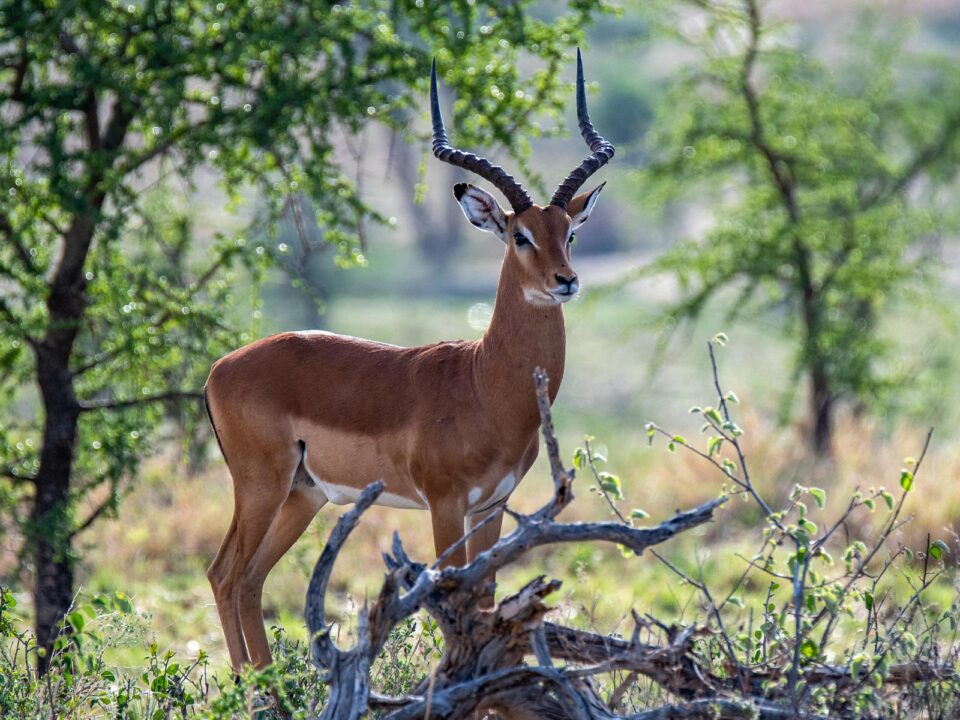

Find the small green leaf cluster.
[
  {"left": 0, "top": 589, "right": 340, "bottom": 719},
  {"left": 640, "top": 339, "right": 956, "bottom": 717},
  {"left": 574, "top": 437, "right": 648, "bottom": 528}
]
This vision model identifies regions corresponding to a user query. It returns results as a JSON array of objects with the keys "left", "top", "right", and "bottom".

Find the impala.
[{"left": 204, "top": 51, "right": 615, "bottom": 671}]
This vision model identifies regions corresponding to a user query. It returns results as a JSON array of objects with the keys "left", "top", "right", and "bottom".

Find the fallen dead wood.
[{"left": 303, "top": 368, "right": 954, "bottom": 720}]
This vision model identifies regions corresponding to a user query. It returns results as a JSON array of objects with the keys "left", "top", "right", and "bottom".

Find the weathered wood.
[
  {"left": 303, "top": 371, "right": 728, "bottom": 719},
  {"left": 303, "top": 371, "right": 954, "bottom": 720}
]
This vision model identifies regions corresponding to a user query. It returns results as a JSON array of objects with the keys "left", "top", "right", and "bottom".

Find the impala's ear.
[
  {"left": 453, "top": 183, "right": 508, "bottom": 242},
  {"left": 566, "top": 182, "right": 605, "bottom": 230}
]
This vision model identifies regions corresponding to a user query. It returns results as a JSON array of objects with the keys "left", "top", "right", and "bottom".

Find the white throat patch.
[{"left": 523, "top": 288, "right": 558, "bottom": 307}]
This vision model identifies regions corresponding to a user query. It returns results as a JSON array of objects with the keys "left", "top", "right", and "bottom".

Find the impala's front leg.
[
  {"left": 429, "top": 494, "right": 468, "bottom": 568},
  {"left": 467, "top": 507, "right": 505, "bottom": 609}
]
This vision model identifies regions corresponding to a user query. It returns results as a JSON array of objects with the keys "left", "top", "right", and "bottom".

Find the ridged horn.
[
  {"left": 549, "top": 49, "right": 615, "bottom": 209},
  {"left": 430, "top": 59, "right": 533, "bottom": 214}
]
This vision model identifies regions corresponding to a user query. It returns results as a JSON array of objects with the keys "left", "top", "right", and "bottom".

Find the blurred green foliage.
[
  {"left": 635, "top": 1, "right": 960, "bottom": 453},
  {"left": 0, "top": 0, "right": 611, "bottom": 660}
]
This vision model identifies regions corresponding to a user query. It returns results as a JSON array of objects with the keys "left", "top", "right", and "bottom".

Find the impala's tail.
[{"left": 204, "top": 385, "right": 229, "bottom": 464}]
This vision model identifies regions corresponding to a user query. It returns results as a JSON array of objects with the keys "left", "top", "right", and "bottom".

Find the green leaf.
[
  {"left": 721, "top": 420, "right": 744, "bottom": 437},
  {"left": 572, "top": 447, "right": 587, "bottom": 470},
  {"left": 630, "top": 508, "right": 649, "bottom": 520},
  {"left": 808, "top": 487, "right": 826, "bottom": 508},
  {"left": 672, "top": 435, "right": 687, "bottom": 445},
  {"left": 851, "top": 654, "right": 865, "bottom": 679},
  {"left": 708, "top": 435, "right": 723, "bottom": 456},
  {"left": 598, "top": 472, "right": 623, "bottom": 500},
  {"left": 799, "top": 638, "right": 819, "bottom": 660},
  {"left": 880, "top": 490, "right": 895, "bottom": 511},
  {"left": 900, "top": 469, "right": 914, "bottom": 491},
  {"left": 704, "top": 407, "right": 723, "bottom": 424},
  {"left": 67, "top": 611, "right": 85, "bottom": 633},
  {"left": 725, "top": 391, "right": 739, "bottom": 404},
  {"left": 712, "top": 332, "right": 728, "bottom": 346},
  {"left": 864, "top": 591, "right": 874, "bottom": 611},
  {"left": 929, "top": 539, "right": 949, "bottom": 560}
]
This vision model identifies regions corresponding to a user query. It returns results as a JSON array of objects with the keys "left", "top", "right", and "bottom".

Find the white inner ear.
[
  {"left": 457, "top": 185, "right": 508, "bottom": 242},
  {"left": 571, "top": 185, "right": 603, "bottom": 229}
]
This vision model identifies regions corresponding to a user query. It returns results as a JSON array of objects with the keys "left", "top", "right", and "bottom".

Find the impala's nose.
[
  {"left": 555, "top": 273, "right": 578, "bottom": 290},
  {"left": 552, "top": 273, "right": 579, "bottom": 302}
]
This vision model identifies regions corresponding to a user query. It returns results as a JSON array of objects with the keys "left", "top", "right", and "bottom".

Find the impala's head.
[{"left": 431, "top": 51, "right": 614, "bottom": 307}]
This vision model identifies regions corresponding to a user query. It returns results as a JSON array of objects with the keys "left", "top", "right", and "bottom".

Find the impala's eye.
[
  {"left": 569, "top": 232, "right": 576, "bottom": 245},
  {"left": 513, "top": 232, "right": 530, "bottom": 247}
]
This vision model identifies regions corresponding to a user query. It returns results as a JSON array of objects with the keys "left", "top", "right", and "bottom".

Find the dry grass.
[
  {"left": 60, "top": 402, "right": 960, "bottom": 674},
  {"left": 5, "top": 294, "right": 957, "bottom": 676}
]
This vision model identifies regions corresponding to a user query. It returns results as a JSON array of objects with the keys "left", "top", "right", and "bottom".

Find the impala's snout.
[{"left": 550, "top": 272, "right": 580, "bottom": 302}]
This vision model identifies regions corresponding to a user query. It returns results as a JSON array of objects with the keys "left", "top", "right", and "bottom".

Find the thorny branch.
[
  {"left": 644, "top": 338, "right": 951, "bottom": 718},
  {"left": 300, "top": 365, "right": 952, "bottom": 719}
]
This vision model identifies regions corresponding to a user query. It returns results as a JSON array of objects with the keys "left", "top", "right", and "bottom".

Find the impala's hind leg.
[
  {"left": 209, "top": 448, "right": 298, "bottom": 672},
  {"left": 239, "top": 479, "right": 327, "bottom": 668},
  {"left": 208, "top": 513, "right": 248, "bottom": 669}
]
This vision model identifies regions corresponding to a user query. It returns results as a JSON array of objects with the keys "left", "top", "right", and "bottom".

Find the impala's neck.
[{"left": 476, "top": 256, "right": 566, "bottom": 431}]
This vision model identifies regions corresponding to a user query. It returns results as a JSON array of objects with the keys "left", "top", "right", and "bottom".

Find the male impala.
[{"left": 205, "top": 52, "right": 615, "bottom": 671}]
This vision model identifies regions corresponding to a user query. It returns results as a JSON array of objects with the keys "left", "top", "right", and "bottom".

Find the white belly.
[
  {"left": 310, "top": 478, "right": 426, "bottom": 510},
  {"left": 300, "top": 445, "right": 427, "bottom": 510}
]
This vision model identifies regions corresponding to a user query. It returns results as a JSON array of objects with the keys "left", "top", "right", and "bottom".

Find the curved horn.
[
  {"left": 550, "top": 50, "right": 615, "bottom": 209},
  {"left": 431, "top": 59, "right": 533, "bottom": 214}
]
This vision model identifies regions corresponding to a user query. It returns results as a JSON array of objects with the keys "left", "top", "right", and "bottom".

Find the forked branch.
[
  {"left": 302, "top": 369, "right": 949, "bottom": 720},
  {"left": 302, "top": 369, "right": 727, "bottom": 719}
]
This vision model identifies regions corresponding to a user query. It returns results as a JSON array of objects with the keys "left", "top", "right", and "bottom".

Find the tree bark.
[
  {"left": 809, "top": 361, "right": 834, "bottom": 457},
  {"left": 800, "top": 282, "right": 833, "bottom": 457},
  {"left": 24, "top": 78, "right": 133, "bottom": 669},
  {"left": 30, "top": 212, "right": 99, "bottom": 671},
  {"left": 796, "top": 240, "right": 833, "bottom": 457},
  {"left": 31, "top": 347, "right": 81, "bottom": 673}
]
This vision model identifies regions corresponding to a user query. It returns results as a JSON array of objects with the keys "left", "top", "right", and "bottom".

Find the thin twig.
[{"left": 77, "top": 390, "right": 203, "bottom": 412}]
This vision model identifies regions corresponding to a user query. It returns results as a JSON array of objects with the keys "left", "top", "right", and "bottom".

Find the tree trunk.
[
  {"left": 809, "top": 362, "right": 834, "bottom": 457},
  {"left": 796, "top": 244, "right": 833, "bottom": 458},
  {"left": 31, "top": 213, "right": 98, "bottom": 672},
  {"left": 31, "top": 349, "right": 81, "bottom": 674}
]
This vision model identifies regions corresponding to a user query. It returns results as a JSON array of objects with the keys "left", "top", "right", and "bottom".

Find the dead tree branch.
[{"left": 302, "top": 368, "right": 952, "bottom": 719}]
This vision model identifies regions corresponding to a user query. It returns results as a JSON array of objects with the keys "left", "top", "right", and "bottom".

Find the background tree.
[
  {"left": 0, "top": 0, "right": 608, "bottom": 669},
  {"left": 636, "top": 0, "right": 960, "bottom": 455}
]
